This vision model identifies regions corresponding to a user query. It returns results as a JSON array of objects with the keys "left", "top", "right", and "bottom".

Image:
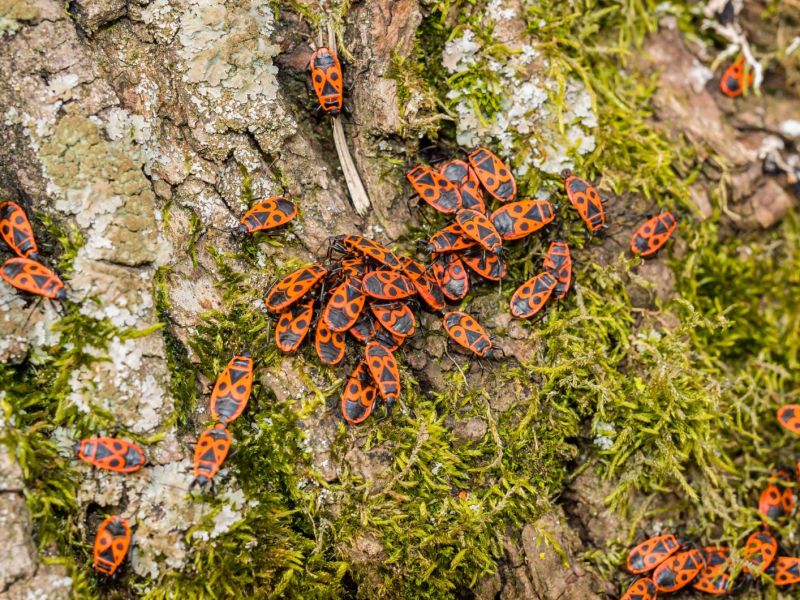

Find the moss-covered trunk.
[{"left": 1, "top": 0, "right": 799, "bottom": 598}]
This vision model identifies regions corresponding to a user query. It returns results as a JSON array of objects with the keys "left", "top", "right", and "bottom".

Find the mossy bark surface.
[{"left": 0, "top": 0, "right": 799, "bottom": 599}]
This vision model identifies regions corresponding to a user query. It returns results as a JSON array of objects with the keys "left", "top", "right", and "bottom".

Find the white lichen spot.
[
  {"left": 443, "top": 25, "right": 598, "bottom": 175},
  {"left": 47, "top": 73, "right": 80, "bottom": 101},
  {"left": 442, "top": 30, "right": 481, "bottom": 74}
]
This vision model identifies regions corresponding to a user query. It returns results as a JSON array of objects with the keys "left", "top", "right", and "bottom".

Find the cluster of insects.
[
  {"left": 621, "top": 467, "right": 800, "bottom": 598},
  {"left": 0, "top": 36, "right": 688, "bottom": 584},
  {"left": 0, "top": 200, "right": 67, "bottom": 301},
  {"left": 264, "top": 233, "right": 501, "bottom": 423},
  {"left": 70, "top": 353, "right": 255, "bottom": 575}
]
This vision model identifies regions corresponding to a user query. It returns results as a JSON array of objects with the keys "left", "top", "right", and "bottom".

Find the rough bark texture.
[{"left": 1, "top": 1, "right": 799, "bottom": 599}]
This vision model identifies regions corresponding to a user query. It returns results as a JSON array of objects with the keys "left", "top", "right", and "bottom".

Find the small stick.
[{"left": 322, "top": 22, "right": 371, "bottom": 217}]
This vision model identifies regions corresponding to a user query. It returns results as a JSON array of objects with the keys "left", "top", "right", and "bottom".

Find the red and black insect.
[
  {"left": 455, "top": 209, "right": 503, "bottom": 255},
  {"left": 75, "top": 437, "right": 145, "bottom": 473},
  {"left": 362, "top": 270, "right": 415, "bottom": 300},
  {"left": 349, "top": 312, "right": 372, "bottom": 343},
  {"left": 461, "top": 250, "right": 507, "bottom": 282},
  {"left": 692, "top": 547, "right": 732, "bottom": 596},
  {"left": 509, "top": 271, "right": 557, "bottom": 319},
  {"left": 341, "top": 361, "right": 378, "bottom": 424},
  {"left": 330, "top": 235, "right": 401, "bottom": 270},
  {"left": 742, "top": 529, "right": 777, "bottom": 574},
  {"left": 370, "top": 302, "right": 415, "bottom": 337},
  {"left": 407, "top": 165, "right": 462, "bottom": 214},
  {"left": 543, "top": 241, "right": 571, "bottom": 299},
  {"left": 340, "top": 257, "right": 369, "bottom": 279},
  {"left": 720, "top": 55, "right": 753, "bottom": 98},
  {"left": 192, "top": 423, "right": 231, "bottom": 489},
  {"left": 442, "top": 311, "right": 494, "bottom": 358},
  {"left": 432, "top": 253, "right": 470, "bottom": 301},
  {"left": 314, "top": 316, "right": 346, "bottom": 365},
  {"left": 309, "top": 47, "right": 343, "bottom": 115},
  {"left": 239, "top": 196, "right": 296, "bottom": 234},
  {"left": 365, "top": 341, "right": 400, "bottom": 413},
  {"left": 322, "top": 278, "right": 365, "bottom": 332},
  {"left": 776, "top": 404, "right": 800, "bottom": 435},
  {"left": 467, "top": 146, "right": 516, "bottom": 202},
  {"left": 1, "top": 257, "right": 65, "bottom": 300},
  {"left": 490, "top": 199, "right": 555, "bottom": 241},
  {"left": 758, "top": 469, "right": 794, "bottom": 523},
  {"left": 0, "top": 201, "right": 38, "bottom": 259},
  {"left": 276, "top": 298, "right": 314, "bottom": 353},
  {"left": 426, "top": 223, "right": 478, "bottom": 254},
  {"left": 620, "top": 578, "right": 656, "bottom": 600},
  {"left": 562, "top": 171, "right": 605, "bottom": 233},
  {"left": 772, "top": 557, "right": 800, "bottom": 586},
  {"left": 630, "top": 211, "right": 678, "bottom": 257},
  {"left": 93, "top": 515, "right": 131, "bottom": 576},
  {"left": 439, "top": 160, "right": 485, "bottom": 212},
  {"left": 397, "top": 256, "right": 445, "bottom": 310},
  {"left": 264, "top": 263, "right": 328, "bottom": 313},
  {"left": 372, "top": 319, "right": 405, "bottom": 352},
  {"left": 627, "top": 533, "right": 681, "bottom": 574},
  {"left": 652, "top": 548, "right": 705, "bottom": 593},
  {"left": 209, "top": 354, "right": 254, "bottom": 424}
]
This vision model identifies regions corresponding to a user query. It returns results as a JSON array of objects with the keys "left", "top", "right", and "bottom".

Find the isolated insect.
[
  {"left": 509, "top": 271, "right": 557, "bottom": 319},
  {"left": 742, "top": 530, "right": 777, "bottom": 574},
  {"left": 365, "top": 341, "right": 400, "bottom": 413},
  {"left": 490, "top": 199, "right": 555, "bottom": 241},
  {"left": 239, "top": 196, "right": 296, "bottom": 234},
  {"left": 0, "top": 257, "right": 65, "bottom": 300},
  {"left": 620, "top": 578, "right": 657, "bottom": 600},
  {"left": 209, "top": 354, "right": 254, "bottom": 424},
  {"left": 323, "top": 278, "right": 366, "bottom": 332},
  {"left": 627, "top": 533, "right": 681, "bottom": 574},
  {"left": 407, "top": 165, "right": 462, "bottom": 214},
  {"left": 630, "top": 211, "right": 678, "bottom": 257},
  {"left": 433, "top": 253, "right": 470, "bottom": 301},
  {"left": 759, "top": 469, "right": 794, "bottom": 522},
  {"left": 543, "top": 241, "right": 572, "bottom": 299},
  {"left": 341, "top": 361, "right": 378, "bottom": 424},
  {"left": 93, "top": 515, "right": 131, "bottom": 576},
  {"left": 309, "top": 47, "right": 343, "bottom": 115},
  {"left": 468, "top": 146, "right": 517, "bottom": 202},
  {"left": 264, "top": 263, "right": 327, "bottom": 313},
  {"left": 562, "top": 171, "right": 605, "bottom": 233},
  {"left": 370, "top": 302, "right": 415, "bottom": 337},
  {"left": 439, "top": 160, "right": 485, "bottom": 212},
  {"left": 0, "top": 201, "right": 38, "bottom": 259},
  {"left": 776, "top": 404, "right": 800, "bottom": 435},
  {"left": 361, "top": 270, "right": 415, "bottom": 300},
  {"left": 192, "top": 423, "right": 231, "bottom": 489},
  {"left": 720, "top": 55, "right": 753, "bottom": 98},
  {"left": 75, "top": 438, "right": 145, "bottom": 473},
  {"left": 773, "top": 557, "right": 800, "bottom": 586},
  {"left": 455, "top": 209, "right": 503, "bottom": 254},
  {"left": 314, "top": 316, "right": 346, "bottom": 365},
  {"left": 692, "top": 547, "right": 732, "bottom": 596},
  {"left": 461, "top": 250, "right": 507, "bottom": 282},
  {"left": 442, "top": 311, "right": 494, "bottom": 358},
  {"left": 426, "top": 223, "right": 478, "bottom": 254},
  {"left": 276, "top": 298, "right": 314, "bottom": 353},
  {"left": 330, "top": 235, "right": 401, "bottom": 270},
  {"left": 652, "top": 548, "right": 705, "bottom": 593}
]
